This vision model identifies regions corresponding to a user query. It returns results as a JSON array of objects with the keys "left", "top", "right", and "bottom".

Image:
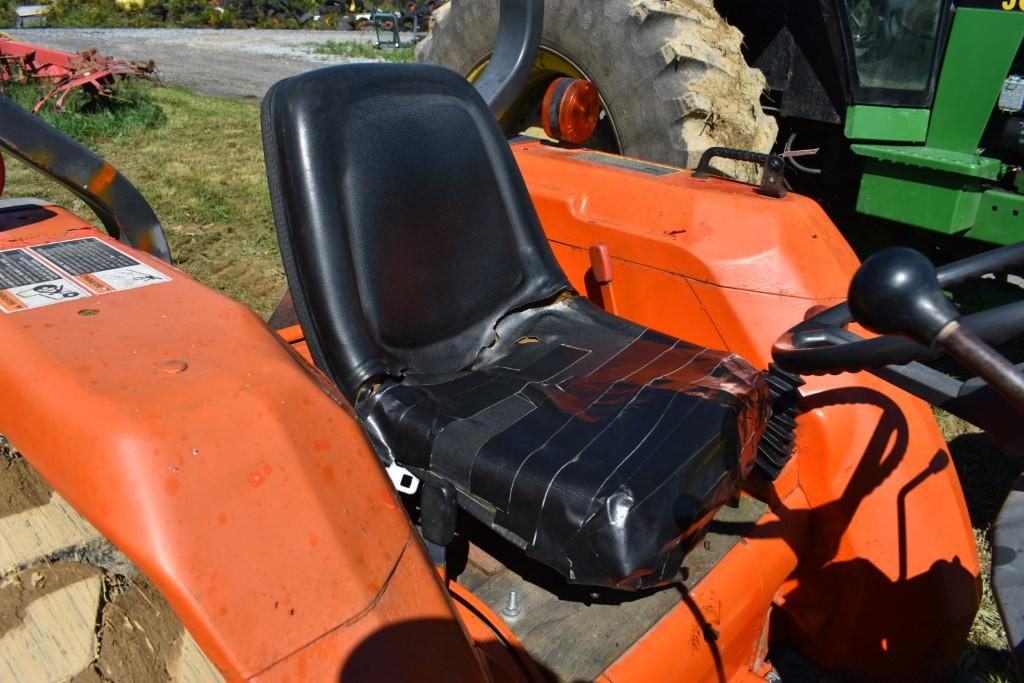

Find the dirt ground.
[{"left": 5, "top": 27, "right": 409, "bottom": 100}]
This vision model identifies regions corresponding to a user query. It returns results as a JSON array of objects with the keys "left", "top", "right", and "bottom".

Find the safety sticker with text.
[
  {"left": 0, "top": 248, "right": 91, "bottom": 312},
  {"left": 31, "top": 237, "right": 170, "bottom": 293}
]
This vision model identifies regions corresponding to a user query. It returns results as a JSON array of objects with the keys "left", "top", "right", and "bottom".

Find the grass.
[
  {"left": 2, "top": 85, "right": 284, "bottom": 315},
  {"left": 43, "top": 0, "right": 317, "bottom": 29},
  {"left": 16, "top": 0, "right": 408, "bottom": 29},
  {"left": 1, "top": 83, "right": 1018, "bottom": 680},
  {"left": 310, "top": 40, "right": 417, "bottom": 62},
  {"left": 939, "top": 409, "right": 1022, "bottom": 682},
  {"left": 2, "top": 81, "right": 167, "bottom": 144}
]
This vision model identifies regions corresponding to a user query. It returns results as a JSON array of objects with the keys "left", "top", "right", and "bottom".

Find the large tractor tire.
[
  {"left": 0, "top": 440, "right": 222, "bottom": 682},
  {"left": 418, "top": 0, "right": 778, "bottom": 178}
]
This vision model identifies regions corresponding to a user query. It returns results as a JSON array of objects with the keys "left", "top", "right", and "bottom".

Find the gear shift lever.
[{"left": 848, "top": 247, "right": 1024, "bottom": 413}]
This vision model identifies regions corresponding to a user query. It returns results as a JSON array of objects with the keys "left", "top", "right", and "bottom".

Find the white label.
[
  {"left": 80, "top": 263, "right": 170, "bottom": 292},
  {"left": 5, "top": 277, "right": 91, "bottom": 310},
  {"left": 0, "top": 248, "right": 91, "bottom": 313}
]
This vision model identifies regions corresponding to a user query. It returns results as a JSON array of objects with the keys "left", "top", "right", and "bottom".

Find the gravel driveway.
[{"left": 5, "top": 28, "right": 411, "bottom": 100}]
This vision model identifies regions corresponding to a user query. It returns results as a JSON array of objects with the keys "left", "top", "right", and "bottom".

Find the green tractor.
[{"left": 419, "top": 0, "right": 1024, "bottom": 249}]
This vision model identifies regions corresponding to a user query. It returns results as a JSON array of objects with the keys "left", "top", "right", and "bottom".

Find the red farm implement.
[{"left": 0, "top": 36, "right": 155, "bottom": 112}]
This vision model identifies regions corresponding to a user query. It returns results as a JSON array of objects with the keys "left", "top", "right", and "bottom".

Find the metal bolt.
[{"left": 501, "top": 590, "right": 522, "bottom": 620}]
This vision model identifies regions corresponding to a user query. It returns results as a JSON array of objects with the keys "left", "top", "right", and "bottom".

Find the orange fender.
[{"left": 0, "top": 208, "right": 484, "bottom": 682}]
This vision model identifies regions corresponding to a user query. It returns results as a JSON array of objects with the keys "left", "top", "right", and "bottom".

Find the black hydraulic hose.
[{"left": 935, "top": 242, "right": 1024, "bottom": 287}]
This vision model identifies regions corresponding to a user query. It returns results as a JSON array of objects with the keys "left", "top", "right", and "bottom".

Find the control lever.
[{"left": 848, "top": 247, "right": 1024, "bottom": 413}]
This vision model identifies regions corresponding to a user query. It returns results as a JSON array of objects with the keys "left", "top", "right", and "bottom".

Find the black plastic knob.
[{"left": 848, "top": 247, "right": 959, "bottom": 346}]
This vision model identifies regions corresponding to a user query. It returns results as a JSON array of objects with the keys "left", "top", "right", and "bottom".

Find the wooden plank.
[{"left": 459, "top": 496, "right": 767, "bottom": 681}]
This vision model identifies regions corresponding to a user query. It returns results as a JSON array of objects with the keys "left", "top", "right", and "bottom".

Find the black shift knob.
[{"left": 848, "top": 247, "right": 959, "bottom": 346}]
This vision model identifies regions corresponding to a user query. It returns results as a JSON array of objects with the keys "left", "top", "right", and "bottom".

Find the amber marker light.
[{"left": 541, "top": 77, "right": 600, "bottom": 145}]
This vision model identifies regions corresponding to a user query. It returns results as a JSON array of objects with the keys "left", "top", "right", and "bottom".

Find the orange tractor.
[{"left": 0, "top": 1, "right": 1022, "bottom": 681}]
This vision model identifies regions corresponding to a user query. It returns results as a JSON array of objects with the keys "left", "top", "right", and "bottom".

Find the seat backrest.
[{"left": 261, "top": 64, "right": 568, "bottom": 400}]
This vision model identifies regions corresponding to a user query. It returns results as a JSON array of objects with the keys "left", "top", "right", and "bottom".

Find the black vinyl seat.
[{"left": 261, "top": 64, "right": 769, "bottom": 590}]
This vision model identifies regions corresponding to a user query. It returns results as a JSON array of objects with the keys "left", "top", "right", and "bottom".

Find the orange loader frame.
[{"left": 0, "top": 135, "right": 978, "bottom": 681}]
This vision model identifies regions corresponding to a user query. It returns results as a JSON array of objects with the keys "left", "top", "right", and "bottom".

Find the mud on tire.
[
  {"left": 0, "top": 441, "right": 221, "bottom": 682},
  {"left": 417, "top": 0, "right": 778, "bottom": 178}
]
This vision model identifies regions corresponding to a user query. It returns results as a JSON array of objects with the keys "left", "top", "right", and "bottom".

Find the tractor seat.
[{"left": 261, "top": 64, "right": 769, "bottom": 590}]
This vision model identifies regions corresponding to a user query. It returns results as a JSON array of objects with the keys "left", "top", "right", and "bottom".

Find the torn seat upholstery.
[{"left": 261, "top": 64, "right": 769, "bottom": 590}]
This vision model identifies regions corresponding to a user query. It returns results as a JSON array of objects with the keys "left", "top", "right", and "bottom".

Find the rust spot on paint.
[
  {"left": 164, "top": 477, "right": 180, "bottom": 496},
  {"left": 312, "top": 438, "right": 330, "bottom": 452},
  {"left": 216, "top": 512, "right": 227, "bottom": 527},
  {"left": 248, "top": 471, "right": 265, "bottom": 487},
  {"left": 87, "top": 162, "right": 117, "bottom": 197},
  {"left": 137, "top": 232, "right": 155, "bottom": 254}
]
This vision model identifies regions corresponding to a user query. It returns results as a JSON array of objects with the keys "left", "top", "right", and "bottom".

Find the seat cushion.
[{"left": 359, "top": 297, "right": 769, "bottom": 590}]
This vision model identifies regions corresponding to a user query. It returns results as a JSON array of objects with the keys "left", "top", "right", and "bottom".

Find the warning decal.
[
  {"left": 32, "top": 237, "right": 170, "bottom": 293},
  {"left": 0, "top": 249, "right": 64, "bottom": 289},
  {"left": 33, "top": 238, "right": 137, "bottom": 275},
  {"left": 0, "top": 249, "right": 91, "bottom": 312}
]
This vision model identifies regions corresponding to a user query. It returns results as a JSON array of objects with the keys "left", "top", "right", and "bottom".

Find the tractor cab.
[
  {"left": 840, "top": 0, "right": 948, "bottom": 106},
  {"left": 814, "top": 0, "right": 1024, "bottom": 243}
]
